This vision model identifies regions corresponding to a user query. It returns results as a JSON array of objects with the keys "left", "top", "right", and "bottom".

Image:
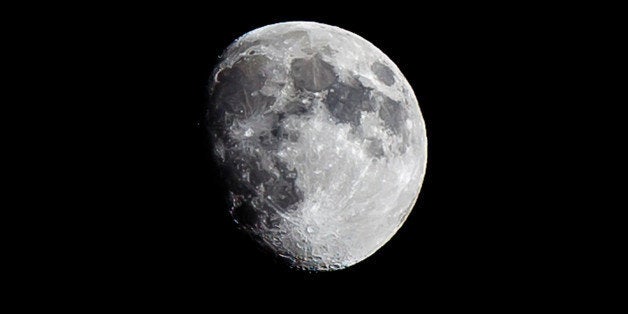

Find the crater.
[
  {"left": 371, "top": 61, "right": 396, "bottom": 86},
  {"left": 232, "top": 202, "right": 263, "bottom": 229},
  {"left": 366, "top": 138, "right": 385, "bottom": 158},
  {"left": 325, "top": 76, "right": 376, "bottom": 127}
]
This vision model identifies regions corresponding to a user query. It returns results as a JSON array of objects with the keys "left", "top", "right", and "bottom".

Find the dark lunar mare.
[
  {"left": 371, "top": 62, "right": 396, "bottom": 86},
  {"left": 325, "top": 76, "right": 376, "bottom": 128},
  {"left": 377, "top": 95, "right": 408, "bottom": 135},
  {"left": 211, "top": 55, "right": 275, "bottom": 122},
  {"left": 208, "top": 53, "right": 308, "bottom": 232},
  {"left": 322, "top": 74, "right": 410, "bottom": 154},
  {"left": 291, "top": 54, "right": 336, "bottom": 92}
]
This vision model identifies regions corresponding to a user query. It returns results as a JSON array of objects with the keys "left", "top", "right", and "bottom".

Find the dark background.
[
  {"left": 85, "top": 4, "right": 568, "bottom": 301},
  {"left": 0, "top": 0, "right": 603, "bottom": 308}
]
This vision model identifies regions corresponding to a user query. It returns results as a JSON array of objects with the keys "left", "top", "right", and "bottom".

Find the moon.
[{"left": 207, "top": 21, "right": 427, "bottom": 270}]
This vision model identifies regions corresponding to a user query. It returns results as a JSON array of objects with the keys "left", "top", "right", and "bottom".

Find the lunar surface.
[{"left": 207, "top": 22, "right": 427, "bottom": 270}]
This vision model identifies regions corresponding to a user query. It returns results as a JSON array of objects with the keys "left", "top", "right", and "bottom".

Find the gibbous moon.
[{"left": 208, "top": 22, "right": 427, "bottom": 270}]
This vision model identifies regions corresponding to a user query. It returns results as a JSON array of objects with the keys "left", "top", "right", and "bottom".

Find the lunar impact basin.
[{"left": 207, "top": 22, "right": 427, "bottom": 271}]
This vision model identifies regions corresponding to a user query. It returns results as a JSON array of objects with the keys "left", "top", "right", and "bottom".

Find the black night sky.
[{"left": 80, "top": 3, "right": 570, "bottom": 304}]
